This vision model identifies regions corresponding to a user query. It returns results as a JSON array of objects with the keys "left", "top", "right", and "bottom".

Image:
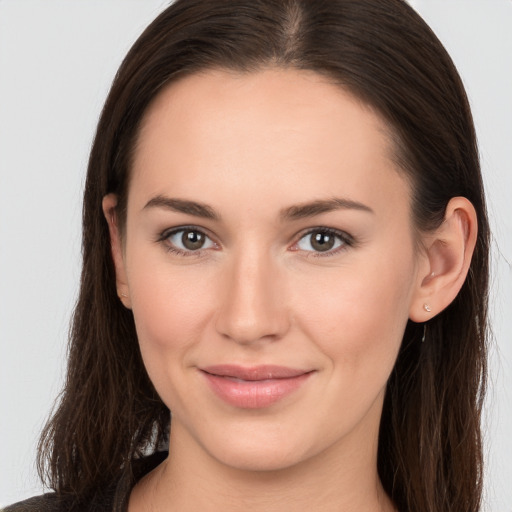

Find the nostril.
[{"left": 214, "top": 294, "right": 289, "bottom": 344}]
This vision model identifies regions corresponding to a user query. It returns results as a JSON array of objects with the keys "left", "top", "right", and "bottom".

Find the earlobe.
[
  {"left": 102, "top": 194, "right": 131, "bottom": 309},
  {"left": 409, "top": 197, "right": 477, "bottom": 322}
]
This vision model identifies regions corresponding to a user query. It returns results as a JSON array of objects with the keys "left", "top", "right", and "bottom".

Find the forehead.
[
  {"left": 130, "top": 67, "right": 409, "bottom": 218},
  {"left": 136, "top": 67, "right": 391, "bottom": 156}
]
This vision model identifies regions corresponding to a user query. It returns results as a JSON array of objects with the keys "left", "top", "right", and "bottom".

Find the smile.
[{"left": 200, "top": 365, "right": 314, "bottom": 409}]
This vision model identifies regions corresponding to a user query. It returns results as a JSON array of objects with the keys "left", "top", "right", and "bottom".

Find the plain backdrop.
[{"left": 0, "top": 1, "right": 511, "bottom": 509}]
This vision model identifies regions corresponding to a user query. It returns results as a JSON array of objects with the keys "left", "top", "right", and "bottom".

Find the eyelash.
[
  {"left": 292, "top": 227, "right": 355, "bottom": 258},
  {"left": 156, "top": 226, "right": 355, "bottom": 258},
  {"left": 157, "top": 225, "right": 217, "bottom": 257}
]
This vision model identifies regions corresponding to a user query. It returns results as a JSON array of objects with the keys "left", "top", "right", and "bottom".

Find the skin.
[{"left": 103, "top": 68, "right": 477, "bottom": 512}]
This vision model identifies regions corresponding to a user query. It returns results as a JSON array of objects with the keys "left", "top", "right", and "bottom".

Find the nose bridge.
[{"left": 215, "top": 244, "right": 288, "bottom": 344}]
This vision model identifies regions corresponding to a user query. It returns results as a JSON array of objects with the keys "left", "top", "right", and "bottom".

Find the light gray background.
[{"left": 0, "top": 1, "right": 510, "bottom": 509}]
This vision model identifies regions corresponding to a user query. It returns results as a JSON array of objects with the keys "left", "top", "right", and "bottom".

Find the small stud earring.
[
  {"left": 423, "top": 303, "right": 432, "bottom": 313},
  {"left": 120, "top": 292, "right": 128, "bottom": 298}
]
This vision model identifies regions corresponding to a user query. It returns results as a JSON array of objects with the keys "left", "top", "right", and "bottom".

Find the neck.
[{"left": 130, "top": 418, "right": 395, "bottom": 512}]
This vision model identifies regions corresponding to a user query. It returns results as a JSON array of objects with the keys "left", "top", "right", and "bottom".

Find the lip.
[{"left": 199, "top": 365, "right": 314, "bottom": 409}]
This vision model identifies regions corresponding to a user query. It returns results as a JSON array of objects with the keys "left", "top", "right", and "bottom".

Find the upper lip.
[{"left": 200, "top": 364, "right": 312, "bottom": 381}]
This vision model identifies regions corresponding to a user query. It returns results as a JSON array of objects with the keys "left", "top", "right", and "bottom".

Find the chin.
[
  {"left": 213, "top": 444, "right": 308, "bottom": 473},
  {"left": 195, "top": 420, "right": 323, "bottom": 473}
]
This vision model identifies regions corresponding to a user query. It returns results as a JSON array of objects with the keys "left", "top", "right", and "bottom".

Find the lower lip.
[{"left": 201, "top": 371, "right": 312, "bottom": 409}]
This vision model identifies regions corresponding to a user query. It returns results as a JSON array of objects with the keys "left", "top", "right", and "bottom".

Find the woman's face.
[{"left": 112, "top": 68, "right": 426, "bottom": 472}]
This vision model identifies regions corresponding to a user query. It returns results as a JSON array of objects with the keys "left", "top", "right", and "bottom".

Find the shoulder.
[
  {"left": 2, "top": 493, "right": 67, "bottom": 512},
  {"left": 2, "top": 489, "right": 109, "bottom": 512},
  {"left": 2, "top": 488, "right": 115, "bottom": 512},
  {"left": 2, "top": 491, "right": 111, "bottom": 512},
  {"left": 2, "top": 452, "right": 167, "bottom": 512}
]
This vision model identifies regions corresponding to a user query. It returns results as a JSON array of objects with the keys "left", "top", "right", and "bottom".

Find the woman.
[{"left": 5, "top": 0, "right": 489, "bottom": 511}]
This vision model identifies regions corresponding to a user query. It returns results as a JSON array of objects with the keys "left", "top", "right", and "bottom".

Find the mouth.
[{"left": 199, "top": 364, "right": 314, "bottom": 409}]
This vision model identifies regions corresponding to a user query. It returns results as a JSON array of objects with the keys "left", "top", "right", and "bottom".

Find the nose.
[{"left": 215, "top": 250, "right": 290, "bottom": 345}]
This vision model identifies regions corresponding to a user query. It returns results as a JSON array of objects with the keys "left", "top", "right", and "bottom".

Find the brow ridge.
[
  {"left": 280, "top": 198, "right": 374, "bottom": 220},
  {"left": 143, "top": 195, "right": 219, "bottom": 220},
  {"left": 143, "top": 195, "right": 373, "bottom": 222}
]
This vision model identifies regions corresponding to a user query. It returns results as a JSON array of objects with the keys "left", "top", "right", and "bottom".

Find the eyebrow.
[
  {"left": 142, "top": 195, "right": 374, "bottom": 222},
  {"left": 280, "top": 198, "right": 374, "bottom": 220},
  {"left": 143, "top": 195, "right": 220, "bottom": 220}
]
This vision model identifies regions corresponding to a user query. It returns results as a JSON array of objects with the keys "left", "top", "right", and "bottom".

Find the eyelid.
[
  {"left": 156, "top": 225, "right": 355, "bottom": 258},
  {"left": 157, "top": 225, "right": 219, "bottom": 256},
  {"left": 289, "top": 227, "right": 355, "bottom": 256},
  {"left": 158, "top": 224, "right": 214, "bottom": 240}
]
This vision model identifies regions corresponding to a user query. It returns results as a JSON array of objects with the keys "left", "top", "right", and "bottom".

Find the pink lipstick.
[{"left": 200, "top": 365, "right": 313, "bottom": 409}]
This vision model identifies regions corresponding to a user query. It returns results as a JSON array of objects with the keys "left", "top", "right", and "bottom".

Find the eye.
[
  {"left": 160, "top": 227, "right": 216, "bottom": 255},
  {"left": 294, "top": 228, "right": 351, "bottom": 254}
]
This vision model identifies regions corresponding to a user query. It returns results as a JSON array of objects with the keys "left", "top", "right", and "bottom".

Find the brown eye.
[
  {"left": 296, "top": 229, "right": 348, "bottom": 254},
  {"left": 310, "top": 231, "right": 335, "bottom": 251},
  {"left": 163, "top": 228, "right": 215, "bottom": 254},
  {"left": 182, "top": 229, "right": 206, "bottom": 250}
]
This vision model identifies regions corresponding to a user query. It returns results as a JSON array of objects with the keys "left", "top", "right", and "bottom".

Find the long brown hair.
[{"left": 38, "top": 1, "right": 490, "bottom": 511}]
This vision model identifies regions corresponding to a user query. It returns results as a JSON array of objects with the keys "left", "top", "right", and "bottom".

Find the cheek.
[
  {"left": 292, "top": 252, "right": 416, "bottom": 378},
  {"left": 128, "top": 249, "right": 214, "bottom": 342},
  {"left": 124, "top": 251, "right": 219, "bottom": 397}
]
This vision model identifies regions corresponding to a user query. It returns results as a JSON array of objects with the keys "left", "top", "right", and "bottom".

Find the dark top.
[{"left": 3, "top": 452, "right": 167, "bottom": 512}]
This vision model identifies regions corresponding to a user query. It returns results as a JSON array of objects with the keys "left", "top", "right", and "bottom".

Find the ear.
[
  {"left": 102, "top": 194, "right": 131, "bottom": 309},
  {"left": 409, "top": 197, "right": 478, "bottom": 322}
]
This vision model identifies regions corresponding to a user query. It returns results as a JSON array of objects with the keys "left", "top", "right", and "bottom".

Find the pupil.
[
  {"left": 182, "top": 230, "right": 205, "bottom": 250},
  {"left": 311, "top": 232, "right": 335, "bottom": 252}
]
